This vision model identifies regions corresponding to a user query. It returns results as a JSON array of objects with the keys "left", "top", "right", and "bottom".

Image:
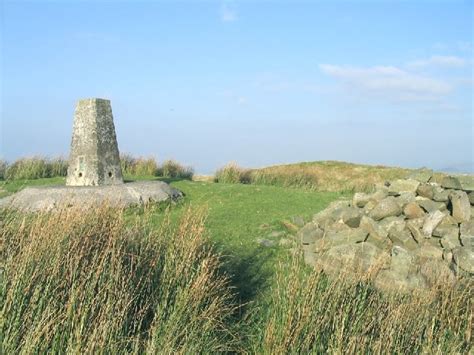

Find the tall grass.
[
  {"left": 1, "top": 206, "right": 238, "bottom": 353},
  {"left": 214, "top": 162, "right": 251, "bottom": 184},
  {"left": 0, "top": 156, "right": 194, "bottom": 181},
  {"left": 253, "top": 255, "right": 473, "bottom": 353},
  {"left": 120, "top": 154, "right": 159, "bottom": 176},
  {"left": 159, "top": 159, "right": 194, "bottom": 179},
  {"left": 214, "top": 161, "right": 444, "bottom": 192},
  {"left": 3, "top": 157, "right": 68, "bottom": 181}
]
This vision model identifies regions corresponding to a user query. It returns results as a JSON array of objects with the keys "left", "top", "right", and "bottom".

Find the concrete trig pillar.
[{"left": 66, "top": 98, "right": 124, "bottom": 186}]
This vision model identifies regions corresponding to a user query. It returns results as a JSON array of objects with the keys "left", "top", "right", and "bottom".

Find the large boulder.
[
  {"left": 442, "top": 175, "right": 474, "bottom": 191},
  {"left": 416, "top": 184, "right": 435, "bottom": 200},
  {"left": 374, "top": 246, "right": 426, "bottom": 293},
  {"left": 369, "top": 197, "right": 402, "bottom": 221},
  {"left": 298, "top": 223, "right": 324, "bottom": 245},
  {"left": 452, "top": 246, "right": 474, "bottom": 274},
  {"left": 432, "top": 186, "right": 450, "bottom": 202},
  {"left": 450, "top": 191, "right": 471, "bottom": 223},
  {"left": 388, "top": 179, "right": 420, "bottom": 196},
  {"left": 403, "top": 202, "right": 426, "bottom": 219},
  {"left": 417, "top": 198, "right": 447, "bottom": 213},
  {"left": 311, "top": 228, "right": 368, "bottom": 253},
  {"left": 408, "top": 168, "right": 433, "bottom": 183},
  {"left": 422, "top": 210, "right": 446, "bottom": 238},
  {"left": 314, "top": 242, "right": 390, "bottom": 277}
]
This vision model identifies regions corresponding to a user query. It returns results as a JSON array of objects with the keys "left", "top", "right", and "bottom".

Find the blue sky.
[{"left": 1, "top": 0, "right": 473, "bottom": 173}]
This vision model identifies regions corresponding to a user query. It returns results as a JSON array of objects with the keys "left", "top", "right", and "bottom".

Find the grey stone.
[
  {"left": 311, "top": 228, "right": 368, "bottom": 253},
  {"left": 417, "top": 198, "right": 447, "bottom": 213},
  {"left": 460, "top": 220, "right": 474, "bottom": 238},
  {"left": 360, "top": 216, "right": 388, "bottom": 239},
  {"left": 469, "top": 192, "right": 474, "bottom": 205},
  {"left": 312, "top": 200, "right": 351, "bottom": 226},
  {"left": 433, "top": 223, "right": 459, "bottom": 238},
  {"left": 461, "top": 235, "right": 474, "bottom": 248},
  {"left": 353, "top": 188, "right": 388, "bottom": 208},
  {"left": 290, "top": 216, "right": 305, "bottom": 227},
  {"left": 395, "top": 192, "right": 416, "bottom": 208},
  {"left": 439, "top": 214, "right": 458, "bottom": 226},
  {"left": 414, "top": 243, "right": 444, "bottom": 261},
  {"left": 0, "top": 181, "right": 183, "bottom": 212},
  {"left": 408, "top": 168, "right": 433, "bottom": 183},
  {"left": 388, "top": 179, "right": 420, "bottom": 196},
  {"left": 440, "top": 232, "right": 461, "bottom": 250},
  {"left": 298, "top": 223, "right": 324, "bottom": 245},
  {"left": 369, "top": 197, "right": 403, "bottom": 221},
  {"left": 457, "top": 175, "right": 474, "bottom": 192},
  {"left": 450, "top": 190, "right": 471, "bottom": 223},
  {"left": 388, "top": 227, "right": 418, "bottom": 250},
  {"left": 315, "top": 242, "right": 390, "bottom": 277},
  {"left": 416, "top": 184, "right": 435, "bottom": 199},
  {"left": 452, "top": 246, "right": 474, "bottom": 274},
  {"left": 422, "top": 210, "right": 446, "bottom": 238},
  {"left": 406, "top": 218, "right": 425, "bottom": 242},
  {"left": 441, "top": 176, "right": 463, "bottom": 190},
  {"left": 66, "top": 98, "right": 123, "bottom": 186},
  {"left": 374, "top": 246, "right": 426, "bottom": 293},
  {"left": 441, "top": 175, "right": 474, "bottom": 191},
  {"left": 432, "top": 186, "right": 449, "bottom": 202},
  {"left": 332, "top": 207, "right": 363, "bottom": 228},
  {"left": 403, "top": 202, "right": 426, "bottom": 219}
]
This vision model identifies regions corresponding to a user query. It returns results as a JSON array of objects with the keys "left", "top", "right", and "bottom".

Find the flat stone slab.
[{"left": 0, "top": 181, "right": 183, "bottom": 212}]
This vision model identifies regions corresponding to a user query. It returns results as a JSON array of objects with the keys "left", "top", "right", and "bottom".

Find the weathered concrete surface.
[
  {"left": 0, "top": 181, "right": 182, "bottom": 212},
  {"left": 66, "top": 98, "right": 124, "bottom": 186}
]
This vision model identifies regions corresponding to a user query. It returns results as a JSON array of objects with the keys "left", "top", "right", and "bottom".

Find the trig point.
[{"left": 66, "top": 98, "right": 124, "bottom": 186}]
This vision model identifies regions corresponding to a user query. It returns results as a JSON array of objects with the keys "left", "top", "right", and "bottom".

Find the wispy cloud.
[
  {"left": 407, "top": 55, "right": 466, "bottom": 68},
  {"left": 319, "top": 64, "right": 452, "bottom": 102},
  {"left": 220, "top": 2, "right": 237, "bottom": 22}
]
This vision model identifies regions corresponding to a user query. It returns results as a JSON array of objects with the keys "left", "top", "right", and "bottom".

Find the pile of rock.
[{"left": 299, "top": 171, "right": 474, "bottom": 293}]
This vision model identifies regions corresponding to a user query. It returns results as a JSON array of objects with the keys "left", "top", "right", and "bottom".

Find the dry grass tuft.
[
  {"left": 1, "top": 206, "right": 238, "bottom": 353},
  {"left": 255, "top": 253, "right": 473, "bottom": 354}
]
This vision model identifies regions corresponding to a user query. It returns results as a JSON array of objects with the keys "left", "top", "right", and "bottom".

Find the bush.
[
  {"left": 4, "top": 157, "right": 68, "bottom": 180},
  {"left": 1, "top": 206, "right": 238, "bottom": 353},
  {"left": 214, "top": 162, "right": 251, "bottom": 184},
  {"left": 159, "top": 159, "right": 194, "bottom": 179}
]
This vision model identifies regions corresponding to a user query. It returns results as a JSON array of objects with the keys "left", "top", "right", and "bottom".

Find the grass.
[
  {"left": 214, "top": 160, "right": 446, "bottom": 192},
  {"left": 1, "top": 175, "right": 472, "bottom": 353}
]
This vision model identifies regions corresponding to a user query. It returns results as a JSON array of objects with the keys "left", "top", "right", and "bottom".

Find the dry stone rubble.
[{"left": 299, "top": 171, "right": 474, "bottom": 293}]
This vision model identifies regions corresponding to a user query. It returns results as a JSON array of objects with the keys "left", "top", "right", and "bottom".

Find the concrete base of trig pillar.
[{"left": 66, "top": 98, "right": 124, "bottom": 186}]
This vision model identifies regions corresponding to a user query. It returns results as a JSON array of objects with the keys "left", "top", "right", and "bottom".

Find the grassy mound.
[{"left": 215, "top": 161, "right": 445, "bottom": 192}]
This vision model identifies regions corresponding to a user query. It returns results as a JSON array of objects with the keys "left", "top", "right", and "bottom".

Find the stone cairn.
[{"left": 299, "top": 170, "right": 474, "bottom": 293}]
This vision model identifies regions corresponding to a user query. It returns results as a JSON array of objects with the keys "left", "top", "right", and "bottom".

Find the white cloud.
[
  {"left": 319, "top": 64, "right": 452, "bottom": 102},
  {"left": 220, "top": 2, "right": 237, "bottom": 22},
  {"left": 407, "top": 55, "right": 466, "bottom": 68}
]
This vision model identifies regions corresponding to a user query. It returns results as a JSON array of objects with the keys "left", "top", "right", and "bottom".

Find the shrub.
[
  {"left": 1, "top": 206, "right": 238, "bottom": 353},
  {"left": 159, "top": 159, "right": 194, "bottom": 179},
  {"left": 214, "top": 162, "right": 251, "bottom": 184}
]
